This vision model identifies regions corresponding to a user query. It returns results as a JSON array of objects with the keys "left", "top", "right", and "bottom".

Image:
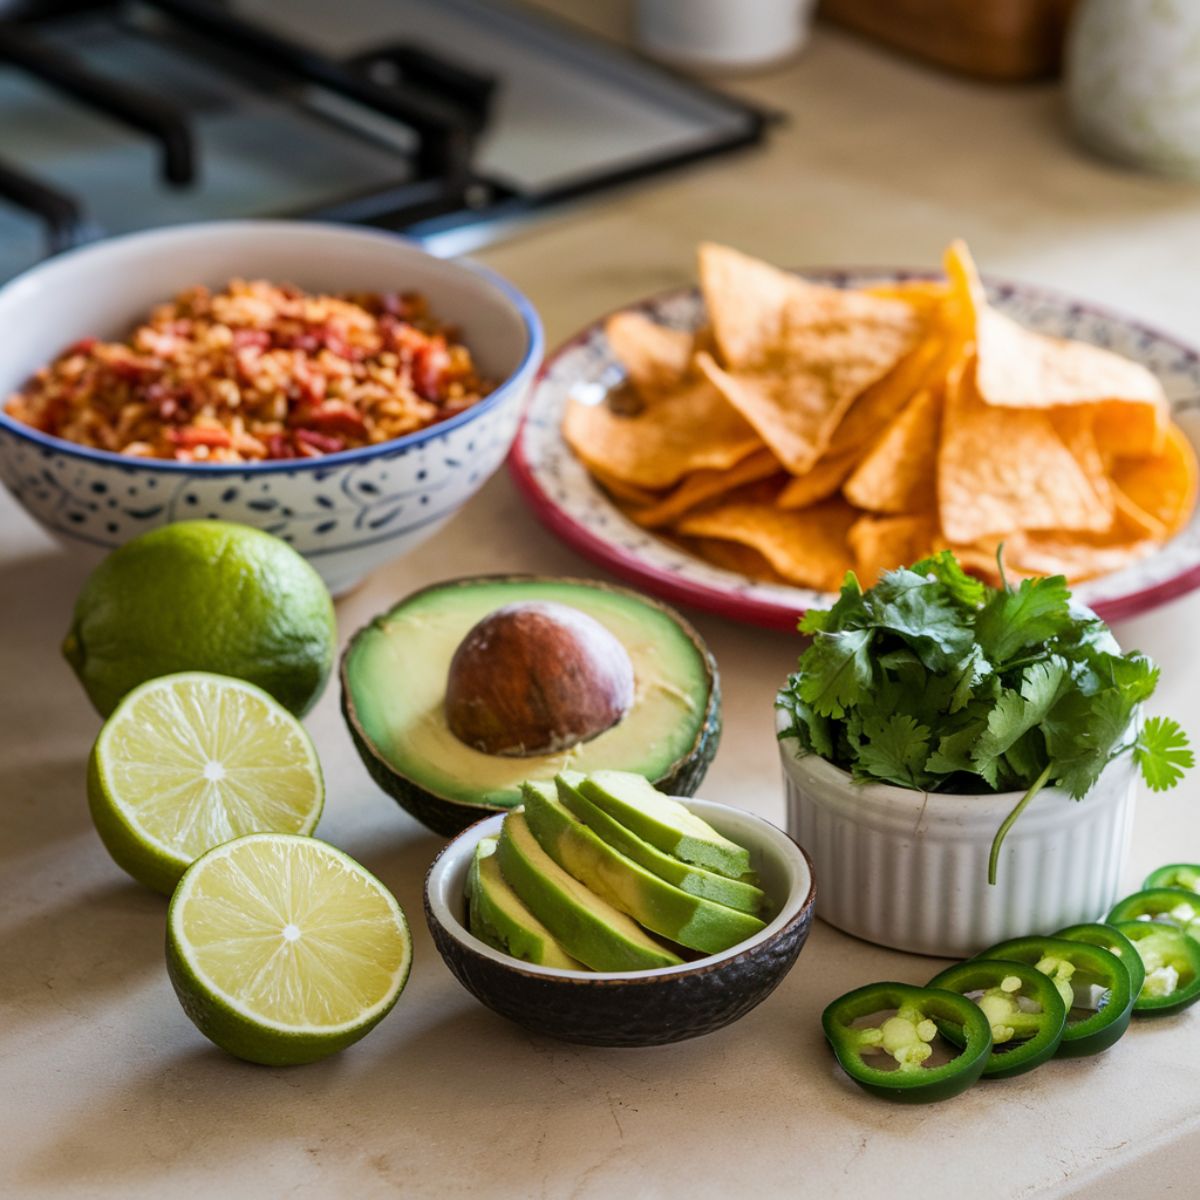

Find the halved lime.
[
  {"left": 88, "top": 672, "right": 324, "bottom": 893},
  {"left": 167, "top": 833, "right": 412, "bottom": 1065}
]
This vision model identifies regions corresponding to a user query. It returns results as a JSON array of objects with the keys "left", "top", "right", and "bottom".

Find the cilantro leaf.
[
  {"left": 862, "top": 569, "right": 975, "bottom": 671},
  {"left": 972, "top": 658, "right": 1069, "bottom": 785},
  {"left": 974, "top": 575, "right": 1074, "bottom": 666},
  {"left": 799, "top": 573, "right": 865, "bottom": 635},
  {"left": 796, "top": 628, "right": 874, "bottom": 718},
  {"left": 1044, "top": 688, "right": 1133, "bottom": 799},
  {"left": 853, "top": 713, "right": 932, "bottom": 789},
  {"left": 927, "top": 724, "right": 985, "bottom": 775},
  {"left": 1136, "top": 717, "right": 1194, "bottom": 792},
  {"left": 909, "top": 551, "right": 987, "bottom": 608}
]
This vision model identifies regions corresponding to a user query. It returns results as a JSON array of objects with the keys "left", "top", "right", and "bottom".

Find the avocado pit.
[{"left": 444, "top": 601, "right": 635, "bottom": 757}]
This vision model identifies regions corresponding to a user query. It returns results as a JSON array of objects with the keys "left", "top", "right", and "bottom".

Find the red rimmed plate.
[{"left": 509, "top": 272, "right": 1200, "bottom": 630}]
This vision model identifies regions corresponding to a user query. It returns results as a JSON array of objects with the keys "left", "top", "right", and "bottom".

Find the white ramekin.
[{"left": 777, "top": 712, "right": 1138, "bottom": 958}]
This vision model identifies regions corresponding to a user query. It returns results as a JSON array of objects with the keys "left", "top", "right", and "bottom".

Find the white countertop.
[{"left": 5, "top": 12, "right": 1200, "bottom": 1198}]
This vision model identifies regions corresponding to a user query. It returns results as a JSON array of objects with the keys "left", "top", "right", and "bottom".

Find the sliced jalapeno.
[
  {"left": 822, "top": 982, "right": 992, "bottom": 1104},
  {"left": 1111, "top": 920, "right": 1200, "bottom": 1016},
  {"left": 926, "top": 960, "right": 1066, "bottom": 1079},
  {"left": 1055, "top": 922, "right": 1146, "bottom": 1001},
  {"left": 1108, "top": 888, "right": 1200, "bottom": 942},
  {"left": 976, "top": 935, "right": 1133, "bottom": 1056},
  {"left": 1144, "top": 864, "right": 1200, "bottom": 894}
]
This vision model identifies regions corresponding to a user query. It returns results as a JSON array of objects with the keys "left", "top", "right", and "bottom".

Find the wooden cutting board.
[{"left": 821, "top": 0, "right": 1079, "bottom": 81}]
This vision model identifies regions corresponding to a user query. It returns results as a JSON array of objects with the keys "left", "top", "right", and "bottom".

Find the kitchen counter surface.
[{"left": 5, "top": 9, "right": 1200, "bottom": 1198}]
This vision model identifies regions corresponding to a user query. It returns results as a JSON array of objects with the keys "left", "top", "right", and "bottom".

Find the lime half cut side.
[
  {"left": 88, "top": 672, "right": 324, "bottom": 893},
  {"left": 167, "top": 833, "right": 412, "bottom": 1065}
]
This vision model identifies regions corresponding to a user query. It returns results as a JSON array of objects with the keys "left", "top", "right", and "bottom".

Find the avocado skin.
[
  {"left": 424, "top": 873, "right": 813, "bottom": 1047},
  {"left": 340, "top": 576, "right": 722, "bottom": 838}
]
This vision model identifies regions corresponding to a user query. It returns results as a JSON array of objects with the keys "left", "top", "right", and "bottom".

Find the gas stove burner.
[{"left": 0, "top": 0, "right": 771, "bottom": 280}]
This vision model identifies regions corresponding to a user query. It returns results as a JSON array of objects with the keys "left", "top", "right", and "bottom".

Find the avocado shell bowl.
[
  {"left": 424, "top": 799, "right": 816, "bottom": 1047},
  {"left": 340, "top": 575, "right": 722, "bottom": 837}
]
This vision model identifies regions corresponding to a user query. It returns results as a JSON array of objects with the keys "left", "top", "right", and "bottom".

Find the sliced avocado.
[
  {"left": 467, "top": 838, "right": 583, "bottom": 970},
  {"left": 579, "top": 770, "right": 752, "bottom": 881},
  {"left": 555, "top": 772, "right": 765, "bottom": 915},
  {"left": 341, "top": 576, "right": 720, "bottom": 836},
  {"left": 522, "top": 782, "right": 765, "bottom": 955},
  {"left": 496, "top": 811, "right": 682, "bottom": 972}
]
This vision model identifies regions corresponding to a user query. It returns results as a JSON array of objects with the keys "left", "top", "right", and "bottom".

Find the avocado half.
[{"left": 341, "top": 576, "right": 721, "bottom": 837}]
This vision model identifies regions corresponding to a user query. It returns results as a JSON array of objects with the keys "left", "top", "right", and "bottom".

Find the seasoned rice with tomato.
[{"left": 3, "top": 279, "right": 493, "bottom": 462}]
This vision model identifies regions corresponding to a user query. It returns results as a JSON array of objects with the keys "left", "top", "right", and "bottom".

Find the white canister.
[
  {"left": 634, "top": 0, "right": 818, "bottom": 72},
  {"left": 1066, "top": 0, "right": 1200, "bottom": 179},
  {"left": 777, "top": 713, "right": 1138, "bottom": 958}
]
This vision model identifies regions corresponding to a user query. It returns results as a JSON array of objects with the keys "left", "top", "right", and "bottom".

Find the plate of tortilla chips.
[{"left": 509, "top": 240, "right": 1200, "bottom": 629}]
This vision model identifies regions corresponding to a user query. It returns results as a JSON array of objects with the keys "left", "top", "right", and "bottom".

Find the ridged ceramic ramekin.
[{"left": 777, "top": 711, "right": 1138, "bottom": 958}]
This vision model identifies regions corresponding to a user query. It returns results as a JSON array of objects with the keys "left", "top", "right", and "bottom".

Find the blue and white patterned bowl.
[{"left": 0, "top": 221, "right": 543, "bottom": 594}]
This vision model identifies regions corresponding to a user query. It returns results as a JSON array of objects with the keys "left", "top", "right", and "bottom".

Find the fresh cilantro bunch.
[{"left": 776, "top": 551, "right": 1192, "bottom": 883}]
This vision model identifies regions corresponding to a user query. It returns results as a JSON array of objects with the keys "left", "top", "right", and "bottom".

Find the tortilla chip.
[
  {"left": 826, "top": 334, "right": 953, "bottom": 458},
  {"left": 844, "top": 387, "right": 941, "bottom": 513},
  {"left": 606, "top": 312, "right": 697, "bottom": 400},
  {"left": 1050, "top": 407, "right": 1115, "bottom": 512},
  {"left": 628, "top": 449, "right": 782, "bottom": 528},
  {"left": 685, "top": 536, "right": 790, "bottom": 583},
  {"left": 562, "top": 380, "right": 762, "bottom": 489},
  {"left": 677, "top": 497, "right": 857, "bottom": 591},
  {"left": 1111, "top": 424, "right": 1199, "bottom": 538},
  {"left": 776, "top": 449, "right": 860, "bottom": 510},
  {"left": 1112, "top": 486, "right": 1167, "bottom": 540},
  {"left": 1093, "top": 401, "right": 1165, "bottom": 459},
  {"left": 937, "top": 360, "right": 1114, "bottom": 544},
  {"left": 696, "top": 296, "right": 923, "bottom": 476},
  {"left": 698, "top": 243, "right": 797, "bottom": 368},
  {"left": 849, "top": 513, "right": 940, "bottom": 586},
  {"left": 695, "top": 245, "right": 925, "bottom": 472},
  {"left": 976, "top": 307, "right": 1167, "bottom": 414},
  {"left": 865, "top": 279, "right": 951, "bottom": 317},
  {"left": 587, "top": 464, "right": 661, "bottom": 508}
]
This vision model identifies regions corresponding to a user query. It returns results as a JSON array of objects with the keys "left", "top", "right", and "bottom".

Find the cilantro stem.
[{"left": 987, "top": 762, "right": 1054, "bottom": 886}]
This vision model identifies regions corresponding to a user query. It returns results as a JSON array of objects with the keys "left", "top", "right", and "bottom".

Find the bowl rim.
[
  {"left": 424, "top": 795, "right": 816, "bottom": 983},
  {"left": 0, "top": 219, "right": 544, "bottom": 476}
]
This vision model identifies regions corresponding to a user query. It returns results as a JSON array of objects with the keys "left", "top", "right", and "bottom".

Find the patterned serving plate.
[{"left": 509, "top": 271, "right": 1200, "bottom": 630}]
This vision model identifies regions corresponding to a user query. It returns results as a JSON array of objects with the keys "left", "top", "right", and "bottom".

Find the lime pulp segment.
[
  {"left": 89, "top": 672, "right": 324, "bottom": 892},
  {"left": 168, "top": 834, "right": 411, "bottom": 1064}
]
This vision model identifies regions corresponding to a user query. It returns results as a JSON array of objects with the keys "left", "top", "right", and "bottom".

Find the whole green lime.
[{"left": 63, "top": 521, "right": 336, "bottom": 717}]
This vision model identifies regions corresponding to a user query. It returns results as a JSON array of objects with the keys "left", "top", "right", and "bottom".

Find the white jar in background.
[
  {"left": 1066, "top": 0, "right": 1200, "bottom": 179},
  {"left": 634, "top": 0, "right": 818, "bottom": 73}
]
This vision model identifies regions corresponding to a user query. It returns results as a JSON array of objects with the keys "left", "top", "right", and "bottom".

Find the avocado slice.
[
  {"left": 522, "top": 782, "right": 765, "bottom": 954},
  {"left": 496, "top": 811, "right": 683, "bottom": 972},
  {"left": 555, "top": 772, "right": 765, "bottom": 915},
  {"left": 341, "top": 576, "right": 721, "bottom": 836},
  {"left": 466, "top": 838, "right": 583, "bottom": 970},
  {"left": 579, "top": 770, "right": 753, "bottom": 881}
]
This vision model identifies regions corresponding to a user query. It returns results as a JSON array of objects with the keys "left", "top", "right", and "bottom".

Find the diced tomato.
[
  {"left": 294, "top": 429, "right": 345, "bottom": 456},
  {"left": 169, "top": 426, "right": 232, "bottom": 449},
  {"left": 307, "top": 400, "right": 366, "bottom": 438},
  {"left": 413, "top": 338, "right": 452, "bottom": 401}
]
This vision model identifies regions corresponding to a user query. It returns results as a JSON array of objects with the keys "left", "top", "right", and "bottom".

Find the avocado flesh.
[
  {"left": 555, "top": 772, "right": 765, "bottom": 915},
  {"left": 343, "top": 579, "right": 714, "bottom": 810},
  {"left": 496, "top": 811, "right": 682, "bottom": 972},
  {"left": 467, "top": 839, "right": 582, "bottom": 970},
  {"left": 522, "top": 782, "right": 765, "bottom": 955},
  {"left": 579, "top": 770, "right": 753, "bottom": 881}
]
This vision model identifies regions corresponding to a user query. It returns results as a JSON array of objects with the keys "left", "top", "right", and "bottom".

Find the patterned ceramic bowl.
[
  {"left": 425, "top": 798, "right": 816, "bottom": 1047},
  {"left": 0, "top": 221, "right": 543, "bottom": 594}
]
